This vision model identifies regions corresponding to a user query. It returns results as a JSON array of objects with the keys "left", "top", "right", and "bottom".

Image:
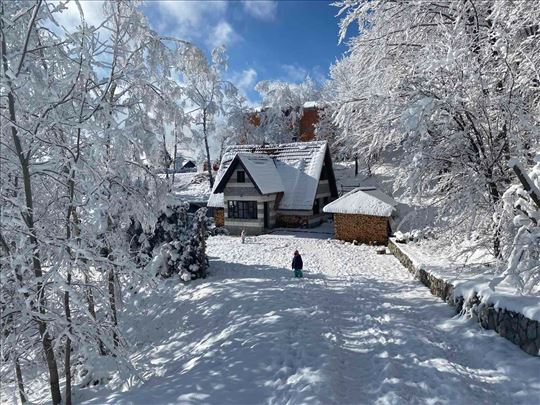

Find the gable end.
[{"left": 213, "top": 155, "right": 263, "bottom": 195}]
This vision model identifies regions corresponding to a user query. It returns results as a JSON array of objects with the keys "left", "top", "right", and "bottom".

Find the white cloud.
[
  {"left": 281, "top": 64, "right": 310, "bottom": 83},
  {"left": 311, "top": 65, "right": 329, "bottom": 85},
  {"left": 155, "top": 1, "right": 229, "bottom": 39},
  {"left": 232, "top": 68, "right": 258, "bottom": 95},
  {"left": 158, "top": 1, "right": 227, "bottom": 27},
  {"left": 152, "top": 1, "right": 241, "bottom": 51},
  {"left": 207, "top": 21, "right": 240, "bottom": 49},
  {"left": 242, "top": 1, "right": 278, "bottom": 21}
]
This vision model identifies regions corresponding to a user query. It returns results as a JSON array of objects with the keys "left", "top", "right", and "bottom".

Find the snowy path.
[{"left": 81, "top": 231, "right": 540, "bottom": 405}]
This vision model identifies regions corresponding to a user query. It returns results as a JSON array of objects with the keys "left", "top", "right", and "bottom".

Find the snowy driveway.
[{"left": 82, "top": 230, "right": 540, "bottom": 405}]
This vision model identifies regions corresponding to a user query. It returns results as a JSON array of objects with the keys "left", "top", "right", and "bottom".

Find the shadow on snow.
[{"left": 78, "top": 257, "right": 536, "bottom": 405}]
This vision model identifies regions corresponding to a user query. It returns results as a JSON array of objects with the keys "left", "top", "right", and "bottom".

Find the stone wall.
[
  {"left": 388, "top": 240, "right": 540, "bottom": 357},
  {"left": 334, "top": 213, "right": 389, "bottom": 245}
]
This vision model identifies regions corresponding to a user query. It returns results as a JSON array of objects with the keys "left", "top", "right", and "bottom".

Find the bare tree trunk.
[
  {"left": 63, "top": 272, "right": 72, "bottom": 405},
  {"left": 63, "top": 148, "right": 77, "bottom": 405},
  {"left": 200, "top": 216, "right": 207, "bottom": 278},
  {"left": 15, "top": 358, "right": 27, "bottom": 404},
  {"left": 72, "top": 208, "right": 105, "bottom": 355},
  {"left": 487, "top": 174, "right": 502, "bottom": 259},
  {"left": 203, "top": 110, "right": 214, "bottom": 188},
  {"left": 493, "top": 226, "right": 502, "bottom": 259},
  {"left": 162, "top": 133, "right": 169, "bottom": 180},
  {"left": 1, "top": 11, "right": 62, "bottom": 403},
  {"left": 108, "top": 268, "right": 119, "bottom": 351},
  {"left": 172, "top": 122, "right": 178, "bottom": 184},
  {"left": 83, "top": 272, "right": 105, "bottom": 355}
]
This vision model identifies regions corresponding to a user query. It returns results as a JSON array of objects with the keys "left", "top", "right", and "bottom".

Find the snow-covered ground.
[
  {"left": 392, "top": 239, "right": 540, "bottom": 323},
  {"left": 73, "top": 228, "right": 539, "bottom": 405}
]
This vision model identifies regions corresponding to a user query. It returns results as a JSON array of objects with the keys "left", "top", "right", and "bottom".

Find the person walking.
[
  {"left": 240, "top": 229, "right": 246, "bottom": 244},
  {"left": 292, "top": 250, "right": 303, "bottom": 278}
]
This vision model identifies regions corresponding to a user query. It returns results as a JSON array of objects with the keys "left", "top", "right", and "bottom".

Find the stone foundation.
[{"left": 388, "top": 240, "right": 540, "bottom": 357}]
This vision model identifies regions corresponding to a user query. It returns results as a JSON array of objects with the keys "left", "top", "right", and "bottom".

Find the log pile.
[{"left": 214, "top": 208, "right": 224, "bottom": 227}]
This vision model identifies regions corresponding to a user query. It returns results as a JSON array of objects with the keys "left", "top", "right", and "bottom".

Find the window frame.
[
  {"left": 237, "top": 170, "right": 246, "bottom": 183},
  {"left": 227, "top": 200, "right": 258, "bottom": 219}
]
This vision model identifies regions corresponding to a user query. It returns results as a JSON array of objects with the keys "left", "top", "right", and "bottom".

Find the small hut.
[{"left": 323, "top": 187, "right": 397, "bottom": 245}]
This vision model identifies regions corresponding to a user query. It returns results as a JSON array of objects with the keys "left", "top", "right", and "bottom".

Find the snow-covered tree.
[
  {"left": 331, "top": 0, "right": 540, "bottom": 256},
  {"left": 498, "top": 155, "right": 540, "bottom": 293},
  {"left": 253, "top": 77, "right": 321, "bottom": 143},
  {"left": 0, "top": 1, "right": 213, "bottom": 403},
  {"left": 184, "top": 46, "right": 238, "bottom": 187},
  {"left": 223, "top": 93, "right": 261, "bottom": 146}
]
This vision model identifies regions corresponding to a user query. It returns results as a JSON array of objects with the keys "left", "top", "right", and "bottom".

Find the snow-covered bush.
[
  {"left": 148, "top": 203, "right": 211, "bottom": 280},
  {"left": 499, "top": 156, "right": 540, "bottom": 293},
  {"left": 181, "top": 208, "right": 210, "bottom": 279}
]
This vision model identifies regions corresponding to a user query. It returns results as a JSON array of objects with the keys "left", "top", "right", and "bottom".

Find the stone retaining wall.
[{"left": 388, "top": 240, "right": 540, "bottom": 357}]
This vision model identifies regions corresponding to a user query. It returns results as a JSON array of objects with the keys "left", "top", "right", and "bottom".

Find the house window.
[
  {"left": 237, "top": 170, "right": 245, "bottom": 183},
  {"left": 313, "top": 198, "right": 320, "bottom": 214},
  {"left": 228, "top": 201, "right": 257, "bottom": 219}
]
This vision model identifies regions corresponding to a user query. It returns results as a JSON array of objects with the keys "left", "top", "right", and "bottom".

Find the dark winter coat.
[{"left": 292, "top": 255, "right": 303, "bottom": 270}]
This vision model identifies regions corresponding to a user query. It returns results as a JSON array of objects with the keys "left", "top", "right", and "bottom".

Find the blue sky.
[{"left": 140, "top": 1, "right": 353, "bottom": 102}]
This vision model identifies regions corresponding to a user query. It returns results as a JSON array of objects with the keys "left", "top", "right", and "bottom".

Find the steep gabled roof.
[
  {"left": 323, "top": 187, "right": 397, "bottom": 217},
  {"left": 208, "top": 141, "right": 337, "bottom": 210},
  {"left": 182, "top": 160, "right": 196, "bottom": 168},
  {"left": 213, "top": 153, "right": 284, "bottom": 195}
]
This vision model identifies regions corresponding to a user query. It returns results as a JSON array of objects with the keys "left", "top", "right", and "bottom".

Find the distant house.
[
  {"left": 323, "top": 187, "right": 397, "bottom": 245},
  {"left": 208, "top": 141, "right": 338, "bottom": 234},
  {"left": 242, "top": 101, "right": 329, "bottom": 144},
  {"left": 173, "top": 157, "right": 197, "bottom": 173}
]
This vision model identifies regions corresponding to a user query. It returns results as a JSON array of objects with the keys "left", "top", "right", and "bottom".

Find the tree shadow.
[{"left": 78, "top": 260, "right": 536, "bottom": 405}]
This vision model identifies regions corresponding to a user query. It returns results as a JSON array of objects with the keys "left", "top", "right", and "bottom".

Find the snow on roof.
[
  {"left": 208, "top": 150, "right": 236, "bottom": 208},
  {"left": 323, "top": 187, "right": 396, "bottom": 217},
  {"left": 303, "top": 101, "right": 319, "bottom": 109},
  {"left": 208, "top": 141, "right": 329, "bottom": 210},
  {"left": 235, "top": 153, "right": 284, "bottom": 194}
]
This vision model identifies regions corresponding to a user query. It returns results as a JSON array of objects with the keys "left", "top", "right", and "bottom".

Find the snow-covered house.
[
  {"left": 208, "top": 141, "right": 338, "bottom": 234},
  {"left": 173, "top": 157, "right": 197, "bottom": 173},
  {"left": 323, "top": 187, "right": 397, "bottom": 244}
]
